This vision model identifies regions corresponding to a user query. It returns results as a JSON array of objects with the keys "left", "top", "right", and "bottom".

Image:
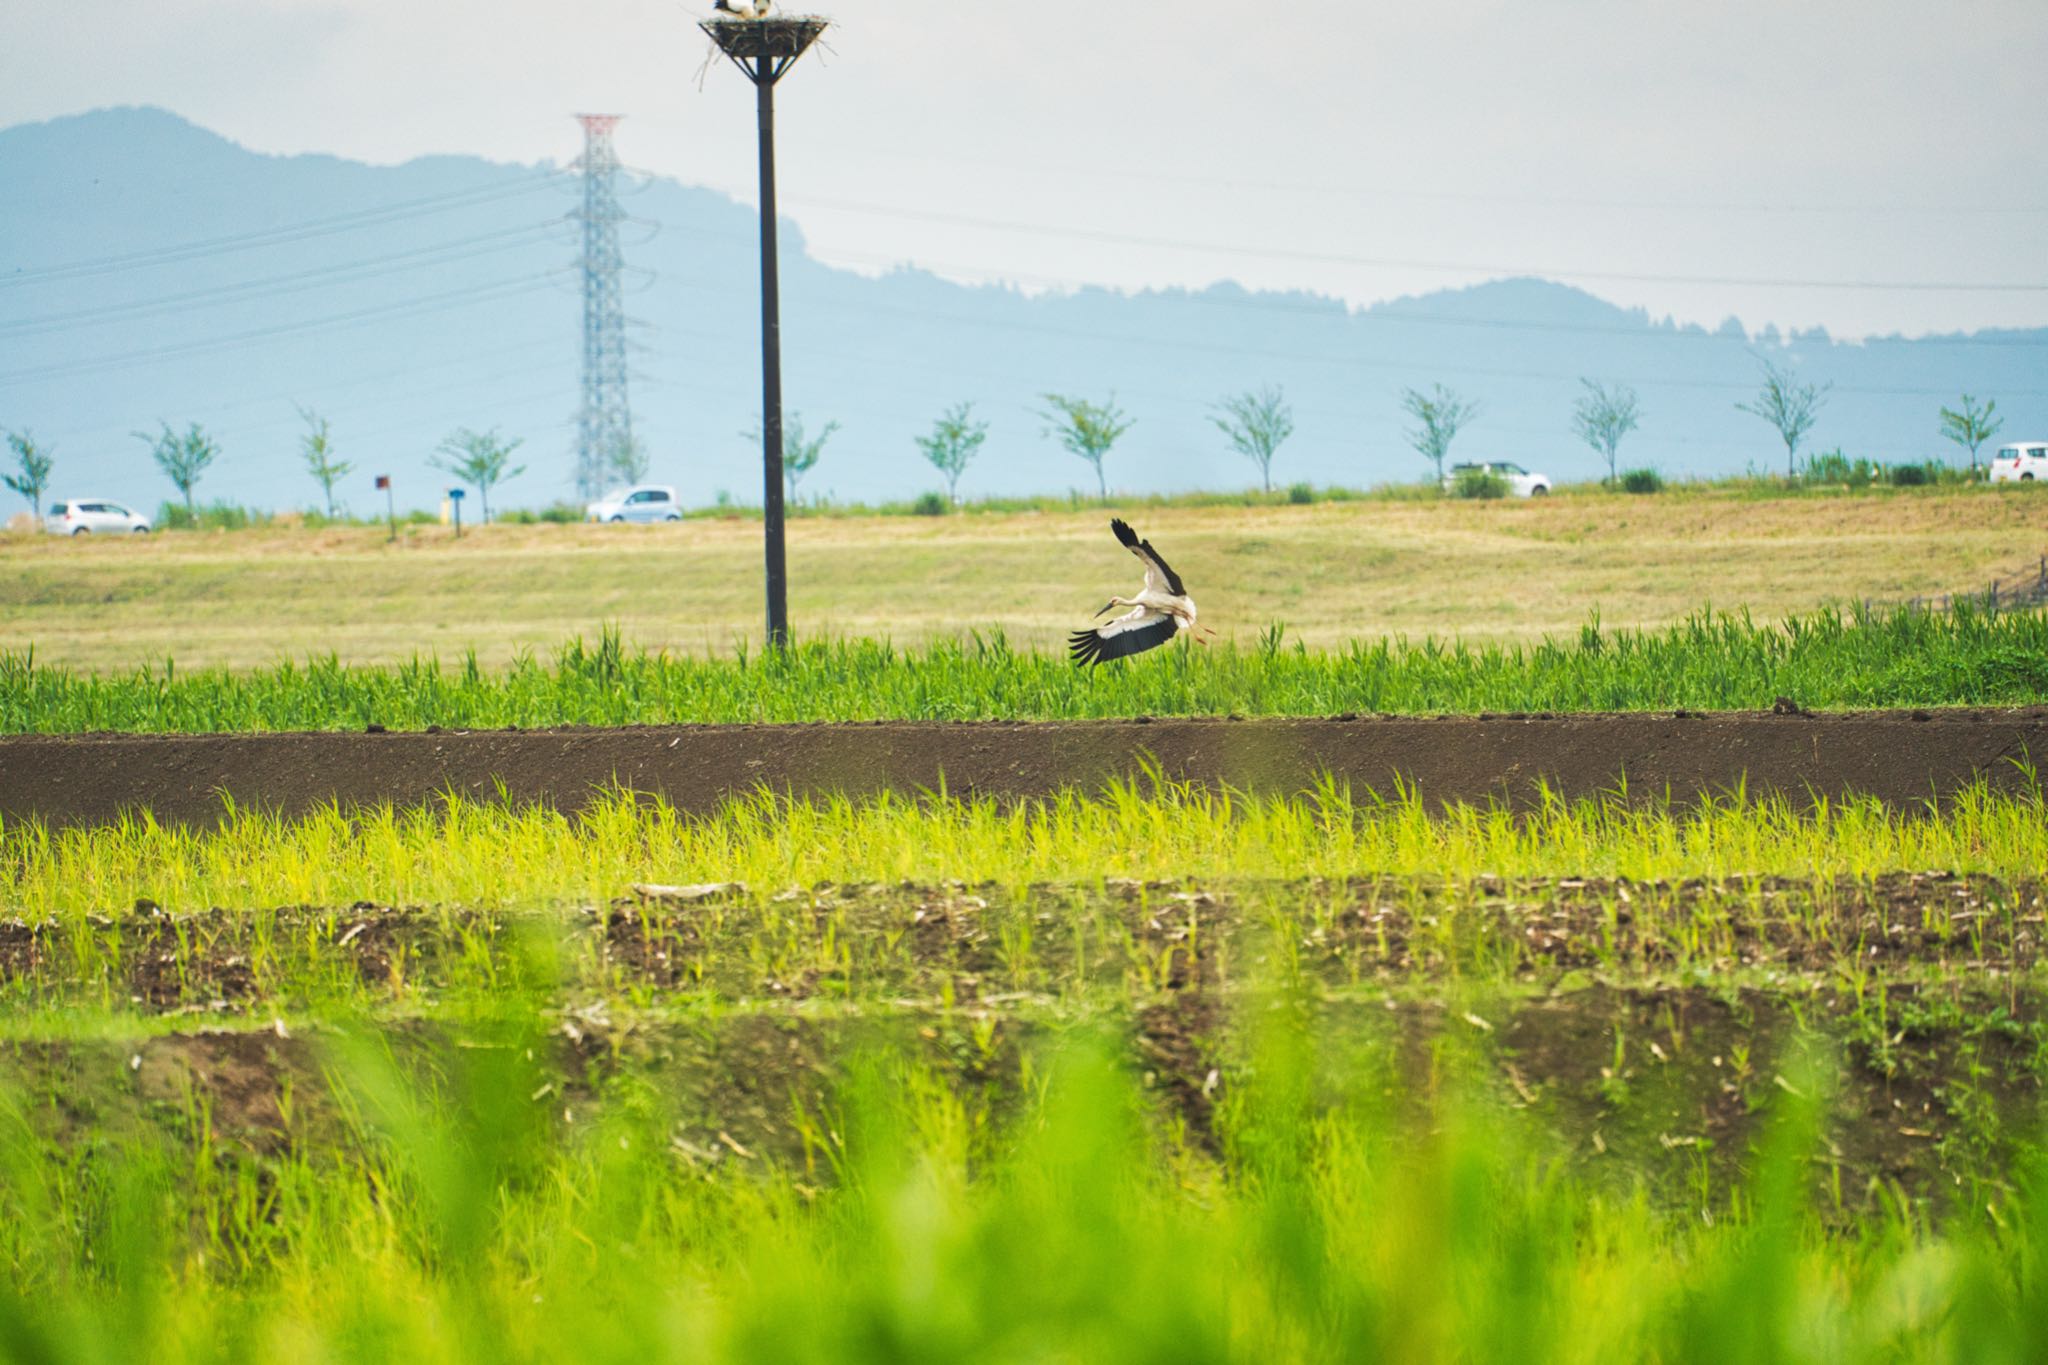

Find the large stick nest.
[{"left": 700, "top": 16, "right": 830, "bottom": 60}]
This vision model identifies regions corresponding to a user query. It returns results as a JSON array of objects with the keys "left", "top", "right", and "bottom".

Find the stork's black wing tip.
[
  {"left": 1110, "top": 518, "right": 1138, "bottom": 548},
  {"left": 1068, "top": 628, "right": 1104, "bottom": 666}
]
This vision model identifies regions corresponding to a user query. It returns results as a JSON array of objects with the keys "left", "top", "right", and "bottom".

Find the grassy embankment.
[
  {"left": 3, "top": 602, "right": 2044, "bottom": 731},
  {"left": 2, "top": 485, "right": 2043, "bottom": 671},
  {"left": 3, "top": 779, "right": 2048, "bottom": 1358}
]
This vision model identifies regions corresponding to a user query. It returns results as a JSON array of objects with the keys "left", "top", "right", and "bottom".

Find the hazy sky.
[{"left": 5, "top": 0, "right": 2046, "bottom": 338}]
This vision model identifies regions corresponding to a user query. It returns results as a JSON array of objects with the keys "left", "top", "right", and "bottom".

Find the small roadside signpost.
[
  {"left": 375, "top": 474, "right": 394, "bottom": 542},
  {"left": 449, "top": 486, "right": 466, "bottom": 539}
]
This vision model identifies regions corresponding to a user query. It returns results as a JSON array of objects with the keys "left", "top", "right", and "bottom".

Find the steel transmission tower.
[{"left": 573, "top": 114, "right": 632, "bottom": 500}]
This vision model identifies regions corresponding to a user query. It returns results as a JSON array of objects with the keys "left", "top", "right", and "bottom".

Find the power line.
[
  {"left": 835, "top": 143, "right": 2048, "bottom": 218},
  {"left": 806, "top": 246, "right": 2048, "bottom": 350},
  {"left": 751, "top": 281, "right": 2048, "bottom": 401},
  {"left": 35, "top": 337, "right": 570, "bottom": 447},
  {"left": 566, "top": 175, "right": 2048, "bottom": 343},
  {"left": 622, "top": 115, "right": 2048, "bottom": 217},
  {"left": 584, "top": 201, "right": 2048, "bottom": 351},
  {"left": 746, "top": 186, "right": 2048, "bottom": 294},
  {"left": 0, "top": 273, "right": 566, "bottom": 389},
  {"left": 0, "top": 169, "right": 570, "bottom": 288},
  {"left": 0, "top": 221, "right": 570, "bottom": 338}
]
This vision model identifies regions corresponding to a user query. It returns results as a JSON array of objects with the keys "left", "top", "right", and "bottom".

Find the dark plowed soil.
[
  {"left": 4, "top": 873, "right": 2036, "bottom": 1015},
  {"left": 4, "top": 708, "right": 2047, "bottom": 827},
  {"left": 5, "top": 983, "right": 2038, "bottom": 1212}
]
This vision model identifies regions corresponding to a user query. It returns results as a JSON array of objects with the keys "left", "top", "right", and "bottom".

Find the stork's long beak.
[{"left": 1093, "top": 600, "right": 1117, "bottom": 618}]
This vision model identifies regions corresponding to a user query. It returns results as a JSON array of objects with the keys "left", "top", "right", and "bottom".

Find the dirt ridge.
[{"left": 3, "top": 708, "right": 2045, "bottom": 828}]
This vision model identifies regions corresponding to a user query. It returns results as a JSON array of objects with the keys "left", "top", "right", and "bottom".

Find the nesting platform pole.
[{"left": 702, "top": 16, "right": 829, "bottom": 650}]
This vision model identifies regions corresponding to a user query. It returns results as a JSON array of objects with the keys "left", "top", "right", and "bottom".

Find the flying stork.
[
  {"left": 1069, "top": 518, "right": 1213, "bottom": 666},
  {"left": 711, "top": 0, "right": 774, "bottom": 17}
]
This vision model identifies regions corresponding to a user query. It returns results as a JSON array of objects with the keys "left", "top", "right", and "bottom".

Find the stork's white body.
[
  {"left": 1100, "top": 587, "right": 1198, "bottom": 636},
  {"left": 1069, "top": 519, "right": 1211, "bottom": 666}
]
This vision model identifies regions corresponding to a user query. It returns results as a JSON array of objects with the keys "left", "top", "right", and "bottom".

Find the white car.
[
  {"left": 585, "top": 485, "right": 682, "bottom": 523},
  {"left": 1443, "top": 461, "right": 1552, "bottom": 497},
  {"left": 45, "top": 498, "right": 150, "bottom": 535},
  {"left": 1989, "top": 442, "right": 2048, "bottom": 483}
]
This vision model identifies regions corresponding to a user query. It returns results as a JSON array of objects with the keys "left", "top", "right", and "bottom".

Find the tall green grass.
[
  {"left": 0, "top": 999, "right": 2043, "bottom": 1362},
  {"left": 8, "top": 777, "right": 2045, "bottom": 919},
  {"left": 5, "top": 603, "right": 2045, "bottom": 732}
]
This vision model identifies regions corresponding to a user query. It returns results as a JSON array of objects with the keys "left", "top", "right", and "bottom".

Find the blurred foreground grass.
[{"left": 3, "top": 1005, "right": 2047, "bottom": 1362}]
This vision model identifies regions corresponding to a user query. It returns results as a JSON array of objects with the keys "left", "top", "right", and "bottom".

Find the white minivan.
[
  {"left": 45, "top": 499, "right": 151, "bottom": 534},
  {"left": 585, "top": 485, "right": 682, "bottom": 523},
  {"left": 1989, "top": 442, "right": 2048, "bottom": 483},
  {"left": 1443, "top": 461, "right": 1553, "bottom": 497}
]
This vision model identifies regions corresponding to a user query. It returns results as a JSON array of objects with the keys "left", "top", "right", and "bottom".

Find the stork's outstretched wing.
[
  {"left": 1069, "top": 607, "right": 1180, "bottom": 666},
  {"left": 1110, "top": 518, "right": 1185, "bottom": 597}
]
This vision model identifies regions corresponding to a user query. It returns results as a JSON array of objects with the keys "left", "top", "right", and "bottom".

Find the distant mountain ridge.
[{"left": 3, "top": 106, "right": 2044, "bottom": 514}]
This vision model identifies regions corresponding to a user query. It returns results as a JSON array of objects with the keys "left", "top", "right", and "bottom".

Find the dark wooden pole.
[{"left": 754, "top": 56, "right": 789, "bottom": 649}]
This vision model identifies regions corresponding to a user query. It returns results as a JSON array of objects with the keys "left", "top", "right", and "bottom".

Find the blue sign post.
[{"left": 449, "top": 487, "right": 466, "bottom": 539}]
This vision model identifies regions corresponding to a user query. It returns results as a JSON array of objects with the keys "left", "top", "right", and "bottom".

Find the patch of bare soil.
[
  {"left": 2, "top": 873, "right": 2037, "bottom": 1012},
  {"left": 5, "top": 708, "right": 2046, "bottom": 829},
  {"left": 1310, "top": 871, "right": 2046, "bottom": 978},
  {"left": 3, "top": 982, "right": 2035, "bottom": 1213}
]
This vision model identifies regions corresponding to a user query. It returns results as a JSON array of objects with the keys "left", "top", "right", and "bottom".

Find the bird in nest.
[
  {"left": 1069, "top": 518, "right": 1215, "bottom": 666},
  {"left": 712, "top": 0, "right": 774, "bottom": 18}
]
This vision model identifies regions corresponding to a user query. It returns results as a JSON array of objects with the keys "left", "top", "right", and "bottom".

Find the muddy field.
[{"left": 5, "top": 707, "right": 2047, "bottom": 827}]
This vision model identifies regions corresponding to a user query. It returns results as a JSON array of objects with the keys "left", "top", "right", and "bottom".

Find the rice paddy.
[{"left": 4, "top": 773, "right": 2048, "bottom": 1360}]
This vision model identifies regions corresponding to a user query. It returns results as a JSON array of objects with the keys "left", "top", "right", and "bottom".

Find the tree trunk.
[{"left": 1095, "top": 461, "right": 1106, "bottom": 498}]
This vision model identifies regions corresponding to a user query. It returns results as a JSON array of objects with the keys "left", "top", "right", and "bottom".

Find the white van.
[
  {"left": 45, "top": 499, "right": 151, "bottom": 534},
  {"left": 1443, "top": 461, "right": 1553, "bottom": 497},
  {"left": 1989, "top": 443, "right": 2048, "bottom": 483},
  {"left": 585, "top": 485, "right": 682, "bottom": 523}
]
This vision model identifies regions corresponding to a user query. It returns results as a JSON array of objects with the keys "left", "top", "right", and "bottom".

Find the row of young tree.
[
  {"left": 1374, "top": 359, "right": 2010, "bottom": 490},
  {"left": 0, "top": 362, "right": 2019, "bottom": 525},
  {"left": 0, "top": 410, "right": 527, "bottom": 528},
  {"left": 792, "top": 359, "right": 2015, "bottom": 505},
  {"left": 771, "top": 390, "right": 1286, "bottom": 505},
  {"left": 0, "top": 422, "right": 231, "bottom": 526}
]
